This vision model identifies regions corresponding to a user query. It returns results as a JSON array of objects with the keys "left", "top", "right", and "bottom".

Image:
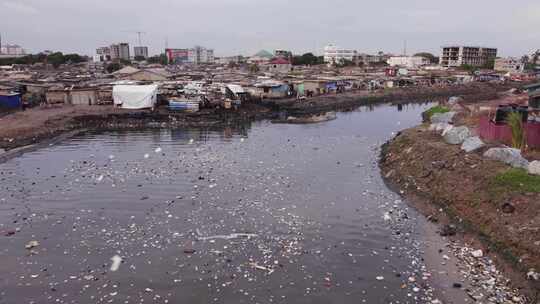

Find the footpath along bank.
[{"left": 380, "top": 92, "right": 540, "bottom": 302}]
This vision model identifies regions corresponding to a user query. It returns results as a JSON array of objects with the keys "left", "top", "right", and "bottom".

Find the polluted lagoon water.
[{"left": 1, "top": 102, "right": 445, "bottom": 303}]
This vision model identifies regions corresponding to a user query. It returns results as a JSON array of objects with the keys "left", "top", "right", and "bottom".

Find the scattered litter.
[
  {"left": 110, "top": 255, "right": 122, "bottom": 272},
  {"left": 25, "top": 240, "right": 39, "bottom": 249}
]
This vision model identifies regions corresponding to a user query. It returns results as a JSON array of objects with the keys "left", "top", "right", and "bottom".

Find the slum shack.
[
  {"left": 0, "top": 92, "right": 22, "bottom": 110},
  {"left": 303, "top": 80, "right": 329, "bottom": 96},
  {"left": 70, "top": 88, "right": 99, "bottom": 106},
  {"left": 46, "top": 89, "right": 70, "bottom": 105},
  {"left": 249, "top": 82, "right": 290, "bottom": 99}
]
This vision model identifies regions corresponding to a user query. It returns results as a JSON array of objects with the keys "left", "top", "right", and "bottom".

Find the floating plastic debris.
[{"left": 110, "top": 255, "right": 122, "bottom": 272}]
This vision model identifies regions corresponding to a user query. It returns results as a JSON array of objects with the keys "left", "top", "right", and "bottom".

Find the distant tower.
[{"left": 403, "top": 40, "right": 407, "bottom": 56}]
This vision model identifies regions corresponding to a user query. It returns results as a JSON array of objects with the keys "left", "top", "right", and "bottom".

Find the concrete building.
[
  {"left": 358, "top": 53, "right": 387, "bottom": 66},
  {"left": 94, "top": 47, "right": 111, "bottom": 62},
  {"left": 494, "top": 57, "right": 525, "bottom": 73},
  {"left": 134, "top": 46, "right": 149, "bottom": 59},
  {"left": 188, "top": 46, "right": 214, "bottom": 64},
  {"left": 0, "top": 44, "right": 26, "bottom": 56},
  {"left": 267, "top": 58, "right": 292, "bottom": 74},
  {"left": 110, "top": 43, "right": 130, "bottom": 61},
  {"left": 440, "top": 46, "right": 497, "bottom": 68},
  {"left": 387, "top": 56, "right": 430, "bottom": 68},
  {"left": 166, "top": 46, "right": 214, "bottom": 64},
  {"left": 95, "top": 43, "right": 130, "bottom": 62},
  {"left": 216, "top": 56, "right": 244, "bottom": 65},
  {"left": 323, "top": 44, "right": 357, "bottom": 64},
  {"left": 274, "top": 49, "right": 292, "bottom": 60}
]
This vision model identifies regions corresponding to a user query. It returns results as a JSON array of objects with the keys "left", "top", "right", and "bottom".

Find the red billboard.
[{"left": 165, "top": 48, "right": 189, "bottom": 64}]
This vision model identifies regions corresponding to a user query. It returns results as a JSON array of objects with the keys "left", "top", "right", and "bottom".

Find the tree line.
[{"left": 0, "top": 52, "right": 88, "bottom": 68}]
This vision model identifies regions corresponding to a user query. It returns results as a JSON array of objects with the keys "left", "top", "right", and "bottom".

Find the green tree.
[
  {"left": 106, "top": 62, "right": 122, "bottom": 73},
  {"left": 63, "top": 53, "right": 86, "bottom": 64},
  {"left": 47, "top": 52, "right": 66, "bottom": 68},
  {"left": 460, "top": 64, "right": 477, "bottom": 73},
  {"left": 482, "top": 58, "right": 495, "bottom": 69},
  {"left": 147, "top": 54, "right": 168, "bottom": 65}
]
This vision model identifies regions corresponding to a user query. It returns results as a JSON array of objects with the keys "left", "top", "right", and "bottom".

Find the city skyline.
[{"left": 0, "top": 0, "right": 539, "bottom": 57}]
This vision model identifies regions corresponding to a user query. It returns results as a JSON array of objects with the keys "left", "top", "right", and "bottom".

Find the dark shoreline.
[{"left": 0, "top": 82, "right": 519, "bottom": 159}]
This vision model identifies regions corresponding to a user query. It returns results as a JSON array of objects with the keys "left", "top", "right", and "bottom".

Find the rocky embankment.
[{"left": 380, "top": 110, "right": 540, "bottom": 302}]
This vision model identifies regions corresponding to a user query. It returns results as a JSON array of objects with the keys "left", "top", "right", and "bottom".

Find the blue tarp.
[
  {"left": 0, "top": 94, "right": 22, "bottom": 108},
  {"left": 325, "top": 82, "right": 337, "bottom": 90}
]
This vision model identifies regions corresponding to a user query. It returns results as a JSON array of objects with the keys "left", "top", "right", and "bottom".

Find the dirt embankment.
[
  {"left": 0, "top": 82, "right": 519, "bottom": 151},
  {"left": 380, "top": 126, "right": 540, "bottom": 299}
]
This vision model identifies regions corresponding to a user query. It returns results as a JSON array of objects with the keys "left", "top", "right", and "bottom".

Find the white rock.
[
  {"left": 483, "top": 148, "right": 529, "bottom": 169},
  {"left": 431, "top": 112, "right": 457, "bottom": 124},
  {"left": 461, "top": 136, "right": 485, "bottom": 152},
  {"left": 443, "top": 126, "right": 471, "bottom": 145},
  {"left": 429, "top": 123, "right": 451, "bottom": 133},
  {"left": 471, "top": 249, "right": 483, "bottom": 258},
  {"left": 528, "top": 161, "right": 540, "bottom": 176},
  {"left": 442, "top": 125, "right": 454, "bottom": 136}
]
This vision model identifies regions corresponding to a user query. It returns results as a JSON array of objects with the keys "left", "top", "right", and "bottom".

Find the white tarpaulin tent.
[{"left": 113, "top": 85, "right": 158, "bottom": 109}]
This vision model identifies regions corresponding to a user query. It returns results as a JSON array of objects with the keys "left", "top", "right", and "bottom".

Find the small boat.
[{"left": 168, "top": 98, "right": 200, "bottom": 112}]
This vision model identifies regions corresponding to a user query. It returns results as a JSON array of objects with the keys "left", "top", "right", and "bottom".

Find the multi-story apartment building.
[
  {"left": 94, "top": 43, "right": 130, "bottom": 62},
  {"left": 440, "top": 45, "right": 497, "bottom": 68},
  {"left": 0, "top": 44, "right": 26, "bottom": 56},
  {"left": 94, "top": 47, "right": 111, "bottom": 62},
  {"left": 134, "top": 46, "right": 149, "bottom": 59},
  {"left": 188, "top": 46, "right": 214, "bottom": 64},
  {"left": 323, "top": 44, "right": 357, "bottom": 64},
  {"left": 111, "top": 43, "right": 130, "bottom": 61}
]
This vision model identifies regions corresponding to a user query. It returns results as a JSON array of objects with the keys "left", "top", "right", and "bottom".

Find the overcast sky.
[{"left": 1, "top": 0, "right": 538, "bottom": 57}]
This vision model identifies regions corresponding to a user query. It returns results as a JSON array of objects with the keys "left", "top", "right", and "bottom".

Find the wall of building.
[
  {"left": 323, "top": 44, "right": 357, "bottom": 64},
  {"left": 440, "top": 46, "right": 497, "bottom": 67}
]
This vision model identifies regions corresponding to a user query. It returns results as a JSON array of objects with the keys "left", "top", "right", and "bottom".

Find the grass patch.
[
  {"left": 423, "top": 105, "right": 450, "bottom": 121},
  {"left": 493, "top": 168, "right": 540, "bottom": 193}
]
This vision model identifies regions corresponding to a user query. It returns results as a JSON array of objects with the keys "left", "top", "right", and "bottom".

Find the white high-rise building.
[
  {"left": 0, "top": 44, "right": 26, "bottom": 56},
  {"left": 188, "top": 46, "right": 214, "bottom": 64},
  {"left": 134, "top": 46, "right": 149, "bottom": 59},
  {"left": 323, "top": 44, "right": 357, "bottom": 64}
]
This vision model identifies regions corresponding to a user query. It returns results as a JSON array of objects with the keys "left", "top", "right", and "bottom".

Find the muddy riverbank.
[
  {"left": 380, "top": 126, "right": 540, "bottom": 302},
  {"left": 0, "top": 82, "right": 519, "bottom": 152}
]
